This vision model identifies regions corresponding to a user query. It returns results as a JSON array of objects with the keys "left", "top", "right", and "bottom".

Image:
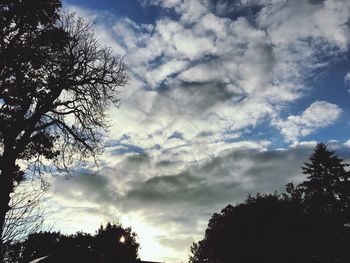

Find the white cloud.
[
  {"left": 145, "top": 59, "right": 189, "bottom": 88},
  {"left": 257, "top": 0, "right": 350, "bottom": 51},
  {"left": 345, "top": 72, "right": 350, "bottom": 83},
  {"left": 173, "top": 30, "right": 215, "bottom": 59},
  {"left": 344, "top": 72, "right": 350, "bottom": 94},
  {"left": 275, "top": 101, "right": 342, "bottom": 142},
  {"left": 344, "top": 139, "right": 350, "bottom": 147},
  {"left": 93, "top": 0, "right": 350, "bottom": 156}
]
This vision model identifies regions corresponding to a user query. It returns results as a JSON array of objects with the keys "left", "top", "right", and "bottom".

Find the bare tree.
[
  {"left": 2, "top": 184, "right": 46, "bottom": 263},
  {"left": 0, "top": 0, "right": 128, "bottom": 258},
  {"left": 2, "top": 185, "right": 44, "bottom": 245}
]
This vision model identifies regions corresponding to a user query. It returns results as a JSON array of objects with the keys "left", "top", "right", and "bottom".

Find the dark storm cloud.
[
  {"left": 53, "top": 172, "right": 116, "bottom": 206},
  {"left": 119, "top": 144, "right": 319, "bottom": 215},
  {"left": 308, "top": 0, "right": 326, "bottom": 4},
  {"left": 125, "top": 174, "right": 242, "bottom": 206},
  {"left": 177, "top": 81, "right": 244, "bottom": 110},
  {"left": 149, "top": 80, "right": 247, "bottom": 121},
  {"left": 52, "top": 144, "right": 317, "bottom": 212}
]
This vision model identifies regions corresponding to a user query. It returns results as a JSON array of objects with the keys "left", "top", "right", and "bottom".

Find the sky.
[{"left": 39, "top": 0, "right": 350, "bottom": 262}]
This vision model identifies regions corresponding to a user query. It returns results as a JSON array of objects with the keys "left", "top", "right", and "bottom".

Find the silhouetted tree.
[
  {"left": 0, "top": 0, "right": 127, "bottom": 257},
  {"left": 19, "top": 231, "right": 62, "bottom": 262},
  {"left": 5, "top": 222, "right": 139, "bottom": 263},
  {"left": 189, "top": 143, "right": 350, "bottom": 263},
  {"left": 299, "top": 143, "right": 350, "bottom": 220},
  {"left": 93, "top": 222, "right": 139, "bottom": 262},
  {"left": 190, "top": 194, "right": 306, "bottom": 263},
  {"left": 190, "top": 194, "right": 350, "bottom": 263}
]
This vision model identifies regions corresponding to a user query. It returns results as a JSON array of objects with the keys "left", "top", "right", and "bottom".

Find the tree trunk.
[{"left": 0, "top": 147, "right": 16, "bottom": 261}]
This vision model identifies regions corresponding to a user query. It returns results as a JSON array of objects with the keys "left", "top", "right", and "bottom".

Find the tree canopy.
[
  {"left": 189, "top": 143, "right": 350, "bottom": 263},
  {"left": 5, "top": 222, "right": 139, "bottom": 263}
]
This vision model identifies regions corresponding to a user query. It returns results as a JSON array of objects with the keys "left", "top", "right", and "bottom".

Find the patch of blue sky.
[
  {"left": 104, "top": 135, "right": 131, "bottom": 147},
  {"left": 224, "top": 119, "right": 288, "bottom": 149},
  {"left": 211, "top": 0, "right": 264, "bottom": 24},
  {"left": 104, "top": 135, "right": 145, "bottom": 155},
  {"left": 147, "top": 54, "right": 166, "bottom": 69},
  {"left": 64, "top": 0, "right": 159, "bottom": 24},
  {"left": 72, "top": 167, "right": 96, "bottom": 175},
  {"left": 151, "top": 144, "right": 162, "bottom": 150},
  {"left": 168, "top": 131, "right": 184, "bottom": 140},
  {"left": 292, "top": 58, "right": 349, "bottom": 143},
  {"left": 309, "top": 58, "right": 350, "bottom": 109},
  {"left": 277, "top": 56, "right": 350, "bottom": 117},
  {"left": 111, "top": 143, "right": 145, "bottom": 155},
  {"left": 152, "top": 79, "right": 172, "bottom": 92},
  {"left": 301, "top": 118, "right": 350, "bottom": 145}
]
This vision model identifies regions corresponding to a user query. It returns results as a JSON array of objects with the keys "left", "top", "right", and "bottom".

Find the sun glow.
[{"left": 121, "top": 214, "right": 173, "bottom": 262}]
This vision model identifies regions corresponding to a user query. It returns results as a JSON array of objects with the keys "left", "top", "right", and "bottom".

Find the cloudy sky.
[{"left": 42, "top": 0, "right": 350, "bottom": 262}]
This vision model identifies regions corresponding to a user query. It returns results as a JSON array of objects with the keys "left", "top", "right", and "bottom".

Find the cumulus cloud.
[
  {"left": 67, "top": 0, "right": 350, "bottom": 144},
  {"left": 258, "top": 0, "right": 350, "bottom": 51},
  {"left": 102, "top": 0, "right": 350, "bottom": 155},
  {"left": 274, "top": 101, "right": 342, "bottom": 142}
]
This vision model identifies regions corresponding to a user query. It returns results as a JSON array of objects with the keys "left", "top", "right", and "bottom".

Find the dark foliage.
[
  {"left": 6, "top": 222, "right": 139, "bottom": 263},
  {"left": 190, "top": 143, "right": 350, "bottom": 263}
]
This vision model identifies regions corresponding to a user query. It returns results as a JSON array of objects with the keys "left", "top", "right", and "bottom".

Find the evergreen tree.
[{"left": 299, "top": 143, "right": 350, "bottom": 220}]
